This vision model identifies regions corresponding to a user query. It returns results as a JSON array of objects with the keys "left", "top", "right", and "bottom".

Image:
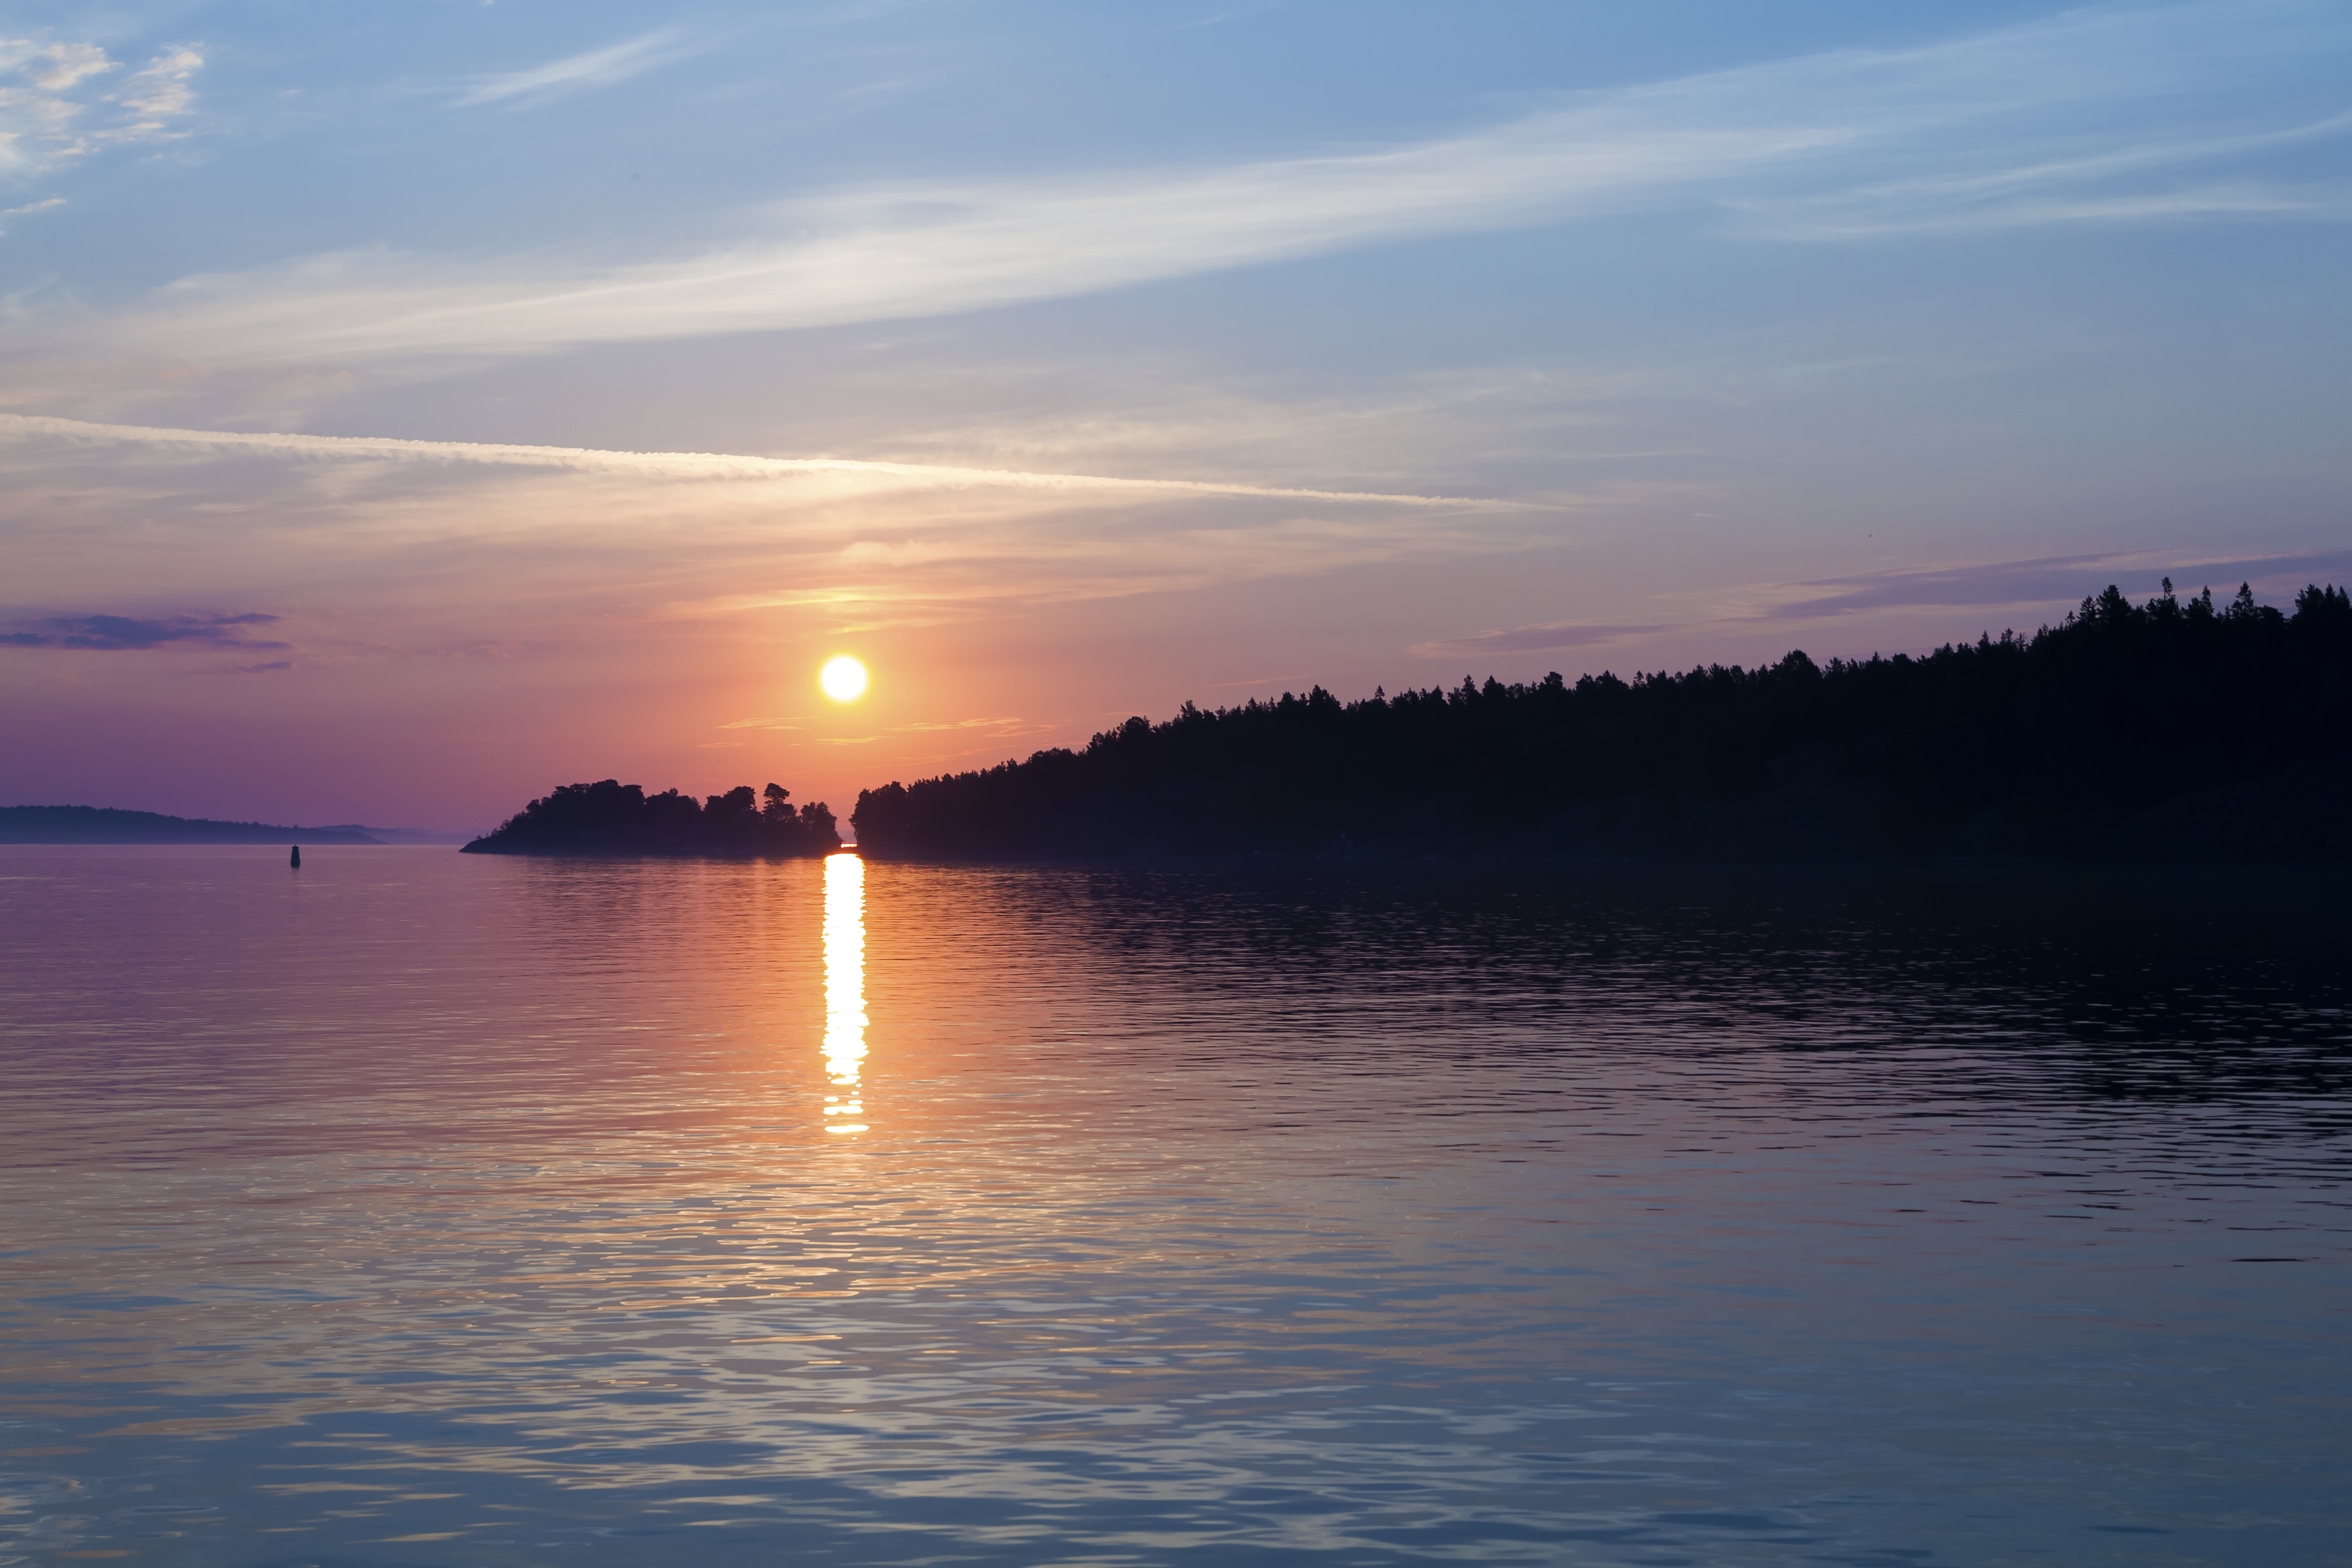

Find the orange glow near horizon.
[
  {"left": 822, "top": 853, "right": 867, "bottom": 1133},
  {"left": 821, "top": 656, "right": 869, "bottom": 702}
]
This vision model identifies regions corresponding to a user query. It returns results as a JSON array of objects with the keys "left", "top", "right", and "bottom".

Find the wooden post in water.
[{"left": 290, "top": 845, "right": 301, "bottom": 869}]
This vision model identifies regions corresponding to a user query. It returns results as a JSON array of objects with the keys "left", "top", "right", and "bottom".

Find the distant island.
[
  {"left": 461, "top": 780, "right": 841, "bottom": 857},
  {"left": 0, "top": 806, "right": 381, "bottom": 845},
  {"left": 851, "top": 580, "right": 2352, "bottom": 864}
]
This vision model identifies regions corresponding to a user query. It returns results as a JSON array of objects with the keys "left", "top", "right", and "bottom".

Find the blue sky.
[{"left": 2, "top": 1, "right": 2347, "bottom": 825}]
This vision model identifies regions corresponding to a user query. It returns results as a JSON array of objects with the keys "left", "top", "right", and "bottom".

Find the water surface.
[{"left": 2, "top": 847, "right": 2346, "bottom": 1565}]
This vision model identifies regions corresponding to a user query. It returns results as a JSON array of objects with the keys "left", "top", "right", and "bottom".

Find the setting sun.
[{"left": 820, "top": 655, "right": 869, "bottom": 702}]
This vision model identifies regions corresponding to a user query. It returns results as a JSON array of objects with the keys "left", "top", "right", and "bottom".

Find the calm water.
[{"left": 2, "top": 847, "right": 2347, "bottom": 1567}]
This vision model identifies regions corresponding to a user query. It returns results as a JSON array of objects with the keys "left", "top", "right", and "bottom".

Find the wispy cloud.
[
  {"left": 1416, "top": 547, "right": 2352, "bottom": 670},
  {"left": 111, "top": 115, "right": 1829, "bottom": 366},
  {"left": 0, "top": 416, "right": 1559, "bottom": 635},
  {"left": 808, "top": 717, "right": 1051, "bottom": 750},
  {"left": 0, "top": 38, "right": 114, "bottom": 171},
  {"left": 0, "top": 610, "right": 285, "bottom": 651},
  {"left": 4, "top": 38, "right": 112, "bottom": 92},
  {"left": 1412, "top": 622, "right": 1666, "bottom": 659},
  {"left": 36, "top": 1, "right": 2342, "bottom": 374},
  {"left": 0, "top": 194, "right": 63, "bottom": 232},
  {"left": 887, "top": 714, "right": 1050, "bottom": 737},
  {"left": 1737, "top": 108, "right": 2352, "bottom": 237},
  {"left": 0, "top": 414, "right": 1506, "bottom": 507},
  {"left": 113, "top": 46, "right": 203, "bottom": 137},
  {"left": 1764, "top": 547, "right": 2352, "bottom": 621},
  {"left": 0, "top": 36, "right": 203, "bottom": 174},
  {"left": 456, "top": 29, "right": 702, "bottom": 108}
]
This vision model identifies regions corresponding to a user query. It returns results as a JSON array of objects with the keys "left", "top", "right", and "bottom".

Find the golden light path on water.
[{"left": 822, "top": 852, "right": 867, "bottom": 1132}]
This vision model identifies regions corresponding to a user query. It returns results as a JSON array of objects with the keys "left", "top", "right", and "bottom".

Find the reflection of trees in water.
[
  {"left": 513, "top": 855, "right": 808, "bottom": 956},
  {"left": 998, "top": 863, "right": 2351, "bottom": 1124},
  {"left": 506, "top": 858, "right": 830, "bottom": 1063}
]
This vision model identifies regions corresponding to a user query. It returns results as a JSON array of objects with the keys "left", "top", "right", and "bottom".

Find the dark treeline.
[
  {"left": 852, "top": 581, "right": 2352, "bottom": 863},
  {"left": 462, "top": 781, "right": 840, "bottom": 857}
]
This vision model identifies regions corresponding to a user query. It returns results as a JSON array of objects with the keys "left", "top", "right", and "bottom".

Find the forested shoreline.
[
  {"left": 462, "top": 781, "right": 840, "bottom": 858},
  {"left": 850, "top": 581, "right": 2352, "bottom": 864}
]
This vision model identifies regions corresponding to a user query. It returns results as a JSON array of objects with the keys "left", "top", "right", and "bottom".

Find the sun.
[{"left": 820, "top": 655, "right": 869, "bottom": 702}]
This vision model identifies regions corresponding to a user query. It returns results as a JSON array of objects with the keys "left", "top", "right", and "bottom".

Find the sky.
[{"left": 2, "top": 0, "right": 2348, "bottom": 833}]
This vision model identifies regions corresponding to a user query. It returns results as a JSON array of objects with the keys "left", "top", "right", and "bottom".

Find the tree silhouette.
[
  {"left": 851, "top": 580, "right": 2352, "bottom": 864},
  {"left": 464, "top": 780, "right": 842, "bottom": 858}
]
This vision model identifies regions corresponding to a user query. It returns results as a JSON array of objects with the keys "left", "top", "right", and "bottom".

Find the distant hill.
[
  {"left": 851, "top": 580, "right": 2352, "bottom": 865},
  {"left": 0, "top": 806, "right": 381, "bottom": 845}
]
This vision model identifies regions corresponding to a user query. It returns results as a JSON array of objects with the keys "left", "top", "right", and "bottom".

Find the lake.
[{"left": 1, "top": 846, "right": 2346, "bottom": 1565}]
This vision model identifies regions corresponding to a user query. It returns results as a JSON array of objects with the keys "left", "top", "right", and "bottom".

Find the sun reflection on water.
[{"left": 822, "top": 852, "right": 867, "bottom": 1132}]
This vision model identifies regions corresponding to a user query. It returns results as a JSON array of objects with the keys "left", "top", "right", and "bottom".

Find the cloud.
[
  {"left": 0, "top": 194, "right": 63, "bottom": 232},
  {"left": 231, "top": 659, "right": 292, "bottom": 673},
  {"left": 0, "top": 37, "right": 203, "bottom": 173},
  {"left": 10, "top": 39, "right": 112, "bottom": 92},
  {"left": 0, "top": 414, "right": 1503, "bottom": 507},
  {"left": 1764, "top": 547, "right": 2352, "bottom": 621},
  {"left": 885, "top": 715, "right": 1051, "bottom": 738},
  {"left": 24, "top": 0, "right": 2339, "bottom": 377},
  {"left": 112, "top": 46, "right": 203, "bottom": 138},
  {"left": 0, "top": 39, "right": 114, "bottom": 170},
  {"left": 1407, "top": 548, "right": 2352, "bottom": 672},
  {"left": 1412, "top": 622, "right": 1665, "bottom": 658},
  {"left": 102, "top": 117, "right": 1827, "bottom": 367},
  {"left": 456, "top": 29, "right": 702, "bottom": 107},
  {"left": 1206, "top": 673, "right": 1308, "bottom": 690},
  {"left": 0, "top": 611, "right": 286, "bottom": 651},
  {"left": 1736, "top": 108, "right": 2352, "bottom": 237},
  {"left": 0, "top": 416, "right": 1560, "bottom": 640}
]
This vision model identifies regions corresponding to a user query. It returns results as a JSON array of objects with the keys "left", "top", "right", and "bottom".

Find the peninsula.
[{"left": 850, "top": 581, "right": 2352, "bottom": 864}]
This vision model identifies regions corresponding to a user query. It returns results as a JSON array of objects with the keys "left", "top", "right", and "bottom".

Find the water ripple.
[{"left": 0, "top": 848, "right": 2345, "bottom": 1564}]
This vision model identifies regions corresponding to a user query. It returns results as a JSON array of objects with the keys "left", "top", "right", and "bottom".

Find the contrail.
[{"left": 0, "top": 414, "right": 1521, "bottom": 509}]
